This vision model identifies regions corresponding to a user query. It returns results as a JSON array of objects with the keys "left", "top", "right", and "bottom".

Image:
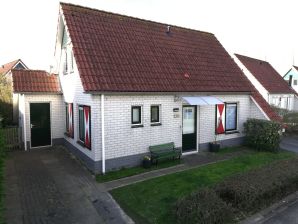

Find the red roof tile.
[
  {"left": 251, "top": 90, "right": 282, "bottom": 122},
  {"left": 61, "top": 3, "right": 252, "bottom": 93},
  {"left": 12, "top": 70, "right": 61, "bottom": 93},
  {"left": 235, "top": 54, "right": 294, "bottom": 94}
]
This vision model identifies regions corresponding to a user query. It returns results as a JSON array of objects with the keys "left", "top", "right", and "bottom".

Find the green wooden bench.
[{"left": 149, "top": 142, "right": 182, "bottom": 165}]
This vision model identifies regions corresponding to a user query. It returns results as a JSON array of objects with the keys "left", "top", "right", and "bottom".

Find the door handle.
[{"left": 30, "top": 124, "right": 35, "bottom": 129}]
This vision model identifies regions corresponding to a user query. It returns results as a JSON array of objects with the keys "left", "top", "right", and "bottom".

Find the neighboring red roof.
[
  {"left": 0, "top": 59, "right": 25, "bottom": 75},
  {"left": 12, "top": 70, "right": 61, "bottom": 93},
  {"left": 293, "top": 65, "right": 298, "bottom": 72},
  {"left": 61, "top": 3, "right": 252, "bottom": 93},
  {"left": 235, "top": 54, "right": 294, "bottom": 94},
  {"left": 251, "top": 90, "right": 282, "bottom": 122}
]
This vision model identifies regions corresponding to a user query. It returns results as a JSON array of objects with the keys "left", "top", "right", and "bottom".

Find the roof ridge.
[
  {"left": 11, "top": 69, "right": 46, "bottom": 72},
  {"left": 60, "top": 2, "right": 215, "bottom": 36}
]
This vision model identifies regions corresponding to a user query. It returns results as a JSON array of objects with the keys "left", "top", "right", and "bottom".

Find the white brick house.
[{"left": 12, "top": 3, "right": 281, "bottom": 174}]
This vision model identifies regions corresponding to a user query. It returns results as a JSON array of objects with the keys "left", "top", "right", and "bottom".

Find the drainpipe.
[
  {"left": 22, "top": 94, "right": 27, "bottom": 151},
  {"left": 101, "top": 94, "right": 106, "bottom": 174}
]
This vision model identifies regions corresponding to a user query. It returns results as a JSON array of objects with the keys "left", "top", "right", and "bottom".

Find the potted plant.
[
  {"left": 209, "top": 134, "right": 220, "bottom": 152},
  {"left": 142, "top": 156, "right": 152, "bottom": 168}
]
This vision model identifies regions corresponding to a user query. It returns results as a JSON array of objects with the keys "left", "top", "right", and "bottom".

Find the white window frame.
[
  {"left": 225, "top": 102, "right": 238, "bottom": 133},
  {"left": 131, "top": 105, "right": 143, "bottom": 127},
  {"left": 150, "top": 105, "right": 161, "bottom": 124}
]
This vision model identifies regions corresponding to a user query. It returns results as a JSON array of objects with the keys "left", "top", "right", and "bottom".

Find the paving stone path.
[{"left": 5, "top": 146, "right": 133, "bottom": 224}]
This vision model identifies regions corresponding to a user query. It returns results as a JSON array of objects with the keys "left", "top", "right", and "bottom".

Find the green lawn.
[
  {"left": 111, "top": 150, "right": 295, "bottom": 224},
  {"left": 97, "top": 159, "right": 182, "bottom": 183}
]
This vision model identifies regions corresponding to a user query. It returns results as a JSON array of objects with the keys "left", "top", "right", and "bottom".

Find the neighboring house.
[
  {"left": 12, "top": 3, "right": 281, "bottom": 174},
  {"left": 0, "top": 59, "right": 28, "bottom": 123},
  {"left": 284, "top": 66, "right": 298, "bottom": 93},
  {"left": 234, "top": 54, "right": 296, "bottom": 111}
]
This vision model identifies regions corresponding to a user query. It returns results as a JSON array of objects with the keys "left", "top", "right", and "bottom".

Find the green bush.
[
  {"left": 283, "top": 112, "right": 298, "bottom": 134},
  {"left": 175, "top": 188, "right": 234, "bottom": 224},
  {"left": 215, "top": 158, "right": 298, "bottom": 214},
  {"left": 244, "top": 119, "right": 281, "bottom": 152}
]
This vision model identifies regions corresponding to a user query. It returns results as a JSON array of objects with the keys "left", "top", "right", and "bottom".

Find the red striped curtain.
[
  {"left": 68, "top": 103, "right": 74, "bottom": 138},
  {"left": 216, "top": 104, "right": 225, "bottom": 134},
  {"left": 83, "top": 106, "right": 91, "bottom": 149}
]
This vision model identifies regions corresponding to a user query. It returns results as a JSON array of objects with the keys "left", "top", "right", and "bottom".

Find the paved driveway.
[
  {"left": 280, "top": 136, "right": 298, "bottom": 153},
  {"left": 4, "top": 146, "right": 132, "bottom": 224}
]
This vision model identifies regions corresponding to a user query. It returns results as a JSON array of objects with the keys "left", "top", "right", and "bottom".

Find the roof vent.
[{"left": 166, "top": 25, "right": 171, "bottom": 34}]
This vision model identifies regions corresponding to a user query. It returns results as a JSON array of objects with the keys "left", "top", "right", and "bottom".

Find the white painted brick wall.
[
  {"left": 249, "top": 98, "right": 268, "bottom": 120},
  {"left": 58, "top": 48, "right": 101, "bottom": 161},
  {"left": 24, "top": 94, "right": 65, "bottom": 144},
  {"left": 101, "top": 94, "right": 267, "bottom": 160}
]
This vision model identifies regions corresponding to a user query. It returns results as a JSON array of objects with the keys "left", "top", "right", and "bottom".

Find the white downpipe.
[
  {"left": 101, "top": 94, "right": 105, "bottom": 174},
  {"left": 22, "top": 94, "right": 27, "bottom": 151}
]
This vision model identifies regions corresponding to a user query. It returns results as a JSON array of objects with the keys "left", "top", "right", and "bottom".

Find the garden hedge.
[
  {"left": 175, "top": 188, "right": 233, "bottom": 224},
  {"left": 244, "top": 119, "right": 281, "bottom": 152},
  {"left": 175, "top": 158, "right": 298, "bottom": 223}
]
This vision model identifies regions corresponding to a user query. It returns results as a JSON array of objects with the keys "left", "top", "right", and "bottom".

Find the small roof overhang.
[{"left": 182, "top": 96, "right": 223, "bottom": 105}]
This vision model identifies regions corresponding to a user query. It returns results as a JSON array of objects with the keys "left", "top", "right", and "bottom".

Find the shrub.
[
  {"left": 244, "top": 119, "right": 281, "bottom": 152},
  {"left": 215, "top": 158, "right": 298, "bottom": 214},
  {"left": 175, "top": 188, "right": 234, "bottom": 224},
  {"left": 283, "top": 112, "right": 298, "bottom": 134}
]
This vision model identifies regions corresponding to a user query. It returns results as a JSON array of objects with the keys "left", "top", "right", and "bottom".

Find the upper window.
[
  {"left": 131, "top": 106, "right": 142, "bottom": 125},
  {"left": 294, "top": 80, "right": 298, "bottom": 86},
  {"left": 151, "top": 105, "right": 160, "bottom": 123},
  {"left": 70, "top": 50, "right": 74, "bottom": 73},
  {"left": 225, "top": 103, "right": 237, "bottom": 131},
  {"left": 63, "top": 48, "right": 68, "bottom": 75}
]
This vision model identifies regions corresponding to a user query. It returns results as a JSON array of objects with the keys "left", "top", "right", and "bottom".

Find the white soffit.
[{"left": 182, "top": 96, "right": 223, "bottom": 105}]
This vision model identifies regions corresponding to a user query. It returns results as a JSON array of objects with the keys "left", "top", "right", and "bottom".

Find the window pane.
[
  {"left": 132, "top": 107, "right": 141, "bottom": 124},
  {"left": 183, "top": 107, "right": 195, "bottom": 134},
  {"left": 226, "top": 104, "right": 237, "bottom": 130},
  {"left": 151, "top": 106, "right": 159, "bottom": 122},
  {"left": 79, "top": 107, "right": 85, "bottom": 141}
]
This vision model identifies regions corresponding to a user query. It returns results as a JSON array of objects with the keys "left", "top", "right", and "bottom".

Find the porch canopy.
[{"left": 182, "top": 96, "right": 223, "bottom": 105}]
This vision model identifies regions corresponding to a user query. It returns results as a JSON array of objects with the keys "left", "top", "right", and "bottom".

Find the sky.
[{"left": 1, "top": 0, "right": 298, "bottom": 75}]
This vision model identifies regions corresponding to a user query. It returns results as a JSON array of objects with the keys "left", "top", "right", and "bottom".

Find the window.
[
  {"left": 70, "top": 50, "right": 74, "bottom": 73},
  {"left": 151, "top": 105, "right": 160, "bottom": 123},
  {"left": 131, "top": 106, "right": 142, "bottom": 125},
  {"left": 78, "top": 105, "right": 91, "bottom": 149},
  {"left": 225, "top": 103, "right": 237, "bottom": 131},
  {"left": 63, "top": 48, "right": 68, "bottom": 74},
  {"left": 79, "top": 106, "right": 85, "bottom": 142},
  {"left": 294, "top": 80, "right": 298, "bottom": 86},
  {"left": 65, "top": 103, "right": 74, "bottom": 138}
]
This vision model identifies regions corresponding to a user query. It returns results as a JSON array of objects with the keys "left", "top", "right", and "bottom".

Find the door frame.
[
  {"left": 29, "top": 101, "right": 52, "bottom": 149},
  {"left": 182, "top": 105, "right": 199, "bottom": 155}
]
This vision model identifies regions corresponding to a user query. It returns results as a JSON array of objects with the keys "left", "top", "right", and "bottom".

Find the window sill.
[
  {"left": 131, "top": 124, "right": 144, "bottom": 128},
  {"left": 64, "top": 132, "right": 73, "bottom": 138},
  {"left": 225, "top": 130, "right": 239, "bottom": 135},
  {"left": 151, "top": 123, "right": 162, "bottom": 126},
  {"left": 77, "top": 140, "right": 86, "bottom": 147}
]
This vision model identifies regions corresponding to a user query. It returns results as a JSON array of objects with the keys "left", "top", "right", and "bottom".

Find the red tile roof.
[
  {"left": 12, "top": 70, "right": 61, "bottom": 93},
  {"left": 61, "top": 3, "right": 252, "bottom": 93},
  {"left": 251, "top": 90, "right": 282, "bottom": 122},
  {"left": 235, "top": 54, "right": 295, "bottom": 94},
  {"left": 0, "top": 59, "right": 26, "bottom": 75}
]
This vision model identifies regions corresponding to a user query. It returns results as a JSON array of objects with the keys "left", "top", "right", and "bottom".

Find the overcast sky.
[{"left": 1, "top": 0, "right": 298, "bottom": 75}]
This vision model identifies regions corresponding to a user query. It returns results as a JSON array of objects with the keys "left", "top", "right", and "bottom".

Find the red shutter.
[
  {"left": 84, "top": 106, "right": 91, "bottom": 149},
  {"left": 68, "top": 103, "right": 74, "bottom": 138},
  {"left": 216, "top": 104, "right": 225, "bottom": 134}
]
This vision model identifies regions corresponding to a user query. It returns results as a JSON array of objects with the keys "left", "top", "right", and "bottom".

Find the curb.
[{"left": 241, "top": 191, "right": 298, "bottom": 224}]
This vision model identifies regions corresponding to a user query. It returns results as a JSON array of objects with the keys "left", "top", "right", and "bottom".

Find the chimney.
[
  {"left": 289, "top": 75, "right": 293, "bottom": 86},
  {"left": 166, "top": 25, "right": 171, "bottom": 34}
]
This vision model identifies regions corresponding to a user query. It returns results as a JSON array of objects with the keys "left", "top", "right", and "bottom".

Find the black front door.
[
  {"left": 30, "top": 103, "right": 51, "bottom": 147},
  {"left": 182, "top": 106, "right": 197, "bottom": 152}
]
